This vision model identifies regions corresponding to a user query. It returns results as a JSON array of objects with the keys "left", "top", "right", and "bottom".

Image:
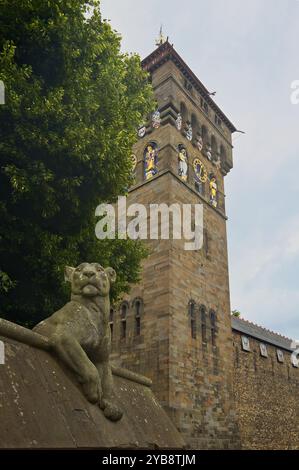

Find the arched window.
[
  {"left": 200, "top": 305, "right": 207, "bottom": 344},
  {"left": 189, "top": 300, "right": 196, "bottom": 339},
  {"left": 191, "top": 114, "right": 199, "bottom": 139},
  {"left": 201, "top": 125, "right": 208, "bottom": 145},
  {"left": 133, "top": 298, "right": 143, "bottom": 336},
  {"left": 144, "top": 142, "right": 158, "bottom": 181},
  {"left": 109, "top": 308, "right": 114, "bottom": 339},
  {"left": 120, "top": 302, "right": 128, "bottom": 339},
  {"left": 210, "top": 311, "right": 217, "bottom": 347},
  {"left": 220, "top": 145, "right": 227, "bottom": 164},
  {"left": 180, "top": 102, "right": 188, "bottom": 124},
  {"left": 211, "top": 136, "right": 218, "bottom": 161}
]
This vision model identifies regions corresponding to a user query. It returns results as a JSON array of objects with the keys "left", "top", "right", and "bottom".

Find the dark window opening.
[
  {"left": 136, "top": 316, "right": 141, "bottom": 336},
  {"left": 201, "top": 324, "right": 207, "bottom": 343},
  {"left": 211, "top": 328, "right": 216, "bottom": 346},
  {"left": 200, "top": 306, "right": 207, "bottom": 343},
  {"left": 210, "top": 311, "right": 217, "bottom": 347},
  {"left": 135, "top": 300, "right": 141, "bottom": 336},
  {"left": 121, "top": 320, "right": 126, "bottom": 339},
  {"left": 120, "top": 303, "right": 128, "bottom": 340},
  {"left": 189, "top": 301, "right": 196, "bottom": 339}
]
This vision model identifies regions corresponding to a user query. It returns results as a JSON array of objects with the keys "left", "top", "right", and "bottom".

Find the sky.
[{"left": 101, "top": 0, "right": 299, "bottom": 340}]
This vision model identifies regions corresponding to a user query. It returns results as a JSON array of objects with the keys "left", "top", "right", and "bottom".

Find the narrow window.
[
  {"left": 211, "top": 136, "right": 218, "bottom": 161},
  {"left": 210, "top": 311, "right": 217, "bottom": 347},
  {"left": 189, "top": 300, "right": 196, "bottom": 339},
  {"left": 203, "top": 228, "right": 209, "bottom": 257},
  {"left": 200, "top": 306, "right": 207, "bottom": 343},
  {"left": 120, "top": 303, "right": 127, "bottom": 339},
  {"left": 135, "top": 300, "right": 141, "bottom": 336}
]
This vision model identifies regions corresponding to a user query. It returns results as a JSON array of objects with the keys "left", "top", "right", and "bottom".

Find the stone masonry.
[{"left": 110, "top": 41, "right": 299, "bottom": 450}]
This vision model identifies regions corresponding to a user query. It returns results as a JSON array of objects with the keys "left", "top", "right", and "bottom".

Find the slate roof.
[{"left": 231, "top": 316, "right": 294, "bottom": 352}]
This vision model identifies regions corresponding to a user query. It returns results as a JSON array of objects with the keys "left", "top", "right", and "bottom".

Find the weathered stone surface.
[
  {"left": 110, "top": 44, "right": 241, "bottom": 450},
  {"left": 232, "top": 322, "right": 299, "bottom": 450},
  {"left": 0, "top": 336, "right": 185, "bottom": 449}
]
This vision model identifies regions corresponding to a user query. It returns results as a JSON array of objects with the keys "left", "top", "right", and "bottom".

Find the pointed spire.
[{"left": 155, "top": 25, "right": 168, "bottom": 47}]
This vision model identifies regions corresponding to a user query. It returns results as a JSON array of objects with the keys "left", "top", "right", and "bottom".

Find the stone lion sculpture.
[{"left": 0, "top": 262, "right": 123, "bottom": 421}]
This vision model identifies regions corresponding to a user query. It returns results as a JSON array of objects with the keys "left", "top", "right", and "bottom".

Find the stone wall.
[
  {"left": 110, "top": 49, "right": 241, "bottom": 449},
  {"left": 233, "top": 328, "right": 299, "bottom": 449},
  {"left": 111, "top": 167, "right": 241, "bottom": 449},
  {"left": 0, "top": 335, "right": 185, "bottom": 449}
]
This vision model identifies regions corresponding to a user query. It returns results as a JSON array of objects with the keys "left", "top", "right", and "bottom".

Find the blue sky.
[{"left": 101, "top": 0, "right": 299, "bottom": 340}]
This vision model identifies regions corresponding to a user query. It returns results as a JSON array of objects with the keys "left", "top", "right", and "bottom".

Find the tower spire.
[{"left": 155, "top": 25, "right": 167, "bottom": 47}]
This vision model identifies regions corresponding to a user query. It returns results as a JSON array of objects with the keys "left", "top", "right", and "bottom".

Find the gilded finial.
[{"left": 155, "top": 25, "right": 168, "bottom": 47}]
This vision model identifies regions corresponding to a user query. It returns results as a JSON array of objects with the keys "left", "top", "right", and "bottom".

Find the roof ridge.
[{"left": 233, "top": 316, "right": 292, "bottom": 342}]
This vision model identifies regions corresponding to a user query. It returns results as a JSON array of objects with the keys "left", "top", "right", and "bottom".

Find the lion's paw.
[
  {"left": 102, "top": 399, "right": 123, "bottom": 422},
  {"left": 82, "top": 376, "right": 102, "bottom": 404}
]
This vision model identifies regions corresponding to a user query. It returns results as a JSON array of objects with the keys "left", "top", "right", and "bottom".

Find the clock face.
[{"left": 193, "top": 158, "right": 208, "bottom": 183}]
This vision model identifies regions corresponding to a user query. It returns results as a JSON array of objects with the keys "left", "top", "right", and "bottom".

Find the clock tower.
[{"left": 110, "top": 41, "right": 241, "bottom": 449}]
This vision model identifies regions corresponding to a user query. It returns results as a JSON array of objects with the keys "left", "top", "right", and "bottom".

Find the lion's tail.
[{"left": 0, "top": 318, "right": 51, "bottom": 351}]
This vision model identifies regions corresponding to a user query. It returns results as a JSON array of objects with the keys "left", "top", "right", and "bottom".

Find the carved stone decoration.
[
  {"left": 176, "top": 113, "right": 182, "bottom": 131},
  {"left": 206, "top": 144, "right": 212, "bottom": 161},
  {"left": 0, "top": 263, "right": 123, "bottom": 422},
  {"left": 196, "top": 135, "right": 203, "bottom": 151},
  {"left": 186, "top": 123, "right": 193, "bottom": 141},
  {"left": 214, "top": 156, "right": 222, "bottom": 170},
  {"left": 241, "top": 335, "right": 250, "bottom": 352},
  {"left": 260, "top": 343, "right": 268, "bottom": 358},
  {"left": 130, "top": 154, "right": 138, "bottom": 184},
  {"left": 152, "top": 110, "right": 161, "bottom": 129},
  {"left": 193, "top": 158, "right": 207, "bottom": 183},
  {"left": 178, "top": 145, "right": 188, "bottom": 182},
  {"left": 291, "top": 352, "right": 299, "bottom": 368},
  {"left": 209, "top": 174, "right": 218, "bottom": 208},
  {"left": 144, "top": 142, "right": 158, "bottom": 180},
  {"left": 138, "top": 126, "right": 146, "bottom": 138},
  {"left": 277, "top": 349, "right": 284, "bottom": 363},
  {"left": 131, "top": 154, "right": 137, "bottom": 172}
]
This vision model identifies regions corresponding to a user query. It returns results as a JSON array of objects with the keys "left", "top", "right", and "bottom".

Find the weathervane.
[{"left": 155, "top": 25, "right": 168, "bottom": 47}]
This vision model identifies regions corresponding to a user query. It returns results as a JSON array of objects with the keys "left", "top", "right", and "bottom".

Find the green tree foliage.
[
  {"left": 232, "top": 310, "right": 241, "bottom": 318},
  {"left": 0, "top": 0, "right": 154, "bottom": 326}
]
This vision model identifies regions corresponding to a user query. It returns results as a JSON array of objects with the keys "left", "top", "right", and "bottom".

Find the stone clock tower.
[{"left": 110, "top": 40, "right": 241, "bottom": 449}]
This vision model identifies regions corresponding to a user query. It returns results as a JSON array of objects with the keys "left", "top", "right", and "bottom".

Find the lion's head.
[{"left": 64, "top": 263, "right": 116, "bottom": 298}]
